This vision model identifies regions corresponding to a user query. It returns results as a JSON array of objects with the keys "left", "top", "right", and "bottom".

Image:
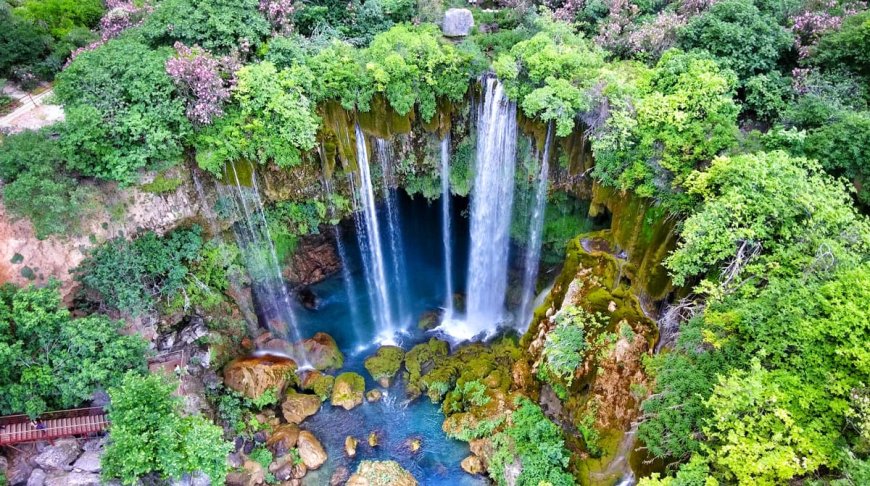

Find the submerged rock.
[
  {"left": 416, "top": 309, "right": 441, "bottom": 331},
  {"left": 368, "top": 431, "right": 379, "bottom": 448},
  {"left": 223, "top": 355, "right": 297, "bottom": 400},
  {"left": 345, "top": 436, "right": 359, "bottom": 457},
  {"left": 364, "top": 345, "right": 405, "bottom": 387},
  {"left": 408, "top": 438, "right": 421, "bottom": 453},
  {"left": 441, "top": 8, "right": 474, "bottom": 38},
  {"left": 281, "top": 391, "right": 321, "bottom": 424},
  {"left": 346, "top": 460, "right": 418, "bottom": 486},
  {"left": 331, "top": 372, "right": 365, "bottom": 410},
  {"left": 297, "top": 431, "right": 328, "bottom": 470}
]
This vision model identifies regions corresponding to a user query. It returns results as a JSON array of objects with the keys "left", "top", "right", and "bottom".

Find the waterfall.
[
  {"left": 443, "top": 77, "right": 518, "bottom": 340},
  {"left": 440, "top": 136, "right": 454, "bottom": 318},
  {"left": 517, "top": 124, "right": 553, "bottom": 329},
  {"left": 322, "top": 176, "right": 363, "bottom": 342},
  {"left": 219, "top": 160, "right": 308, "bottom": 365},
  {"left": 352, "top": 125, "right": 397, "bottom": 343},
  {"left": 374, "top": 138, "right": 410, "bottom": 325}
]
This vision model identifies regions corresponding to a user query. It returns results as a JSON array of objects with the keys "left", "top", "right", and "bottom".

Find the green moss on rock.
[
  {"left": 331, "top": 372, "right": 365, "bottom": 410},
  {"left": 364, "top": 345, "right": 405, "bottom": 387}
]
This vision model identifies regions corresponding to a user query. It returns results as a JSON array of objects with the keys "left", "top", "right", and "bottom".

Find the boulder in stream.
[
  {"left": 364, "top": 345, "right": 404, "bottom": 387},
  {"left": 346, "top": 460, "right": 418, "bottom": 486},
  {"left": 296, "top": 332, "right": 344, "bottom": 370},
  {"left": 331, "top": 372, "right": 365, "bottom": 410},
  {"left": 281, "top": 391, "right": 321, "bottom": 424},
  {"left": 297, "top": 431, "right": 327, "bottom": 470}
]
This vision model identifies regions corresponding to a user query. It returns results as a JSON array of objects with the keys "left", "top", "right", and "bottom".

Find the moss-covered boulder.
[
  {"left": 295, "top": 332, "right": 344, "bottom": 370},
  {"left": 223, "top": 355, "right": 297, "bottom": 400},
  {"left": 281, "top": 390, "right": 321, "bottom": 424},
  {"left": 405, "top": 338, "right": 449, "bottom": 387},
  {"left": 364, "top": 345, "right": 405, "bottom": 387},
  {"left": 301, "top": 371, "right": 335, "bottom": 402},
  {"left": 346, "top": 460, "right": 418, "bottom": 486},
  {"left": 331, "top": 372, "right": 365, "bottom": 410}
]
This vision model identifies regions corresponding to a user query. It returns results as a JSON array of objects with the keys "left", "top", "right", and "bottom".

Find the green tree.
[
  {"left": 195, "top": 61, "right": 320, "bottom": 174},
  {"left": 813, "top": 11, "right": 870, "bottom": 83},
  {"left": 15, "top": 0, "right": 104, "bottom": 39},
  {"left": 102, "top": 372, "right": 232, "bottom": 485},
  {"left": 0, "top": 4, "right": 52, "bottom": 78},
  {"left": 141, "top": 0, "right": 270, "bottom": 54},
  {"left": 0, "top": 282, "right": 147, "bottom": 417},
  {"left": 678, "top": 0, "right": 793, "bottom": 82},
  {"left": 55, "top": 37, "right": 191, "bottom": 183}
]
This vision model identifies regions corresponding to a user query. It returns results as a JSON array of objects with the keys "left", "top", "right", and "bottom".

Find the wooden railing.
[{"left": 0, "top": 407, "right": 107, "bottom": 446}]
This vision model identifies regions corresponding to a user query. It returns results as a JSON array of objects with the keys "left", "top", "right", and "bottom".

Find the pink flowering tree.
[
  {"left": 67, "top": 0, "right": 152, "bottom": 65},
  {"left": 259, "top": 0, "right": 294, "bottom": 34},
  {"left": 791, "top": 0, "right": 867, "bottom": 58},
  {"left": 165, "top": 43, "right": 236, "bottom": 126}
]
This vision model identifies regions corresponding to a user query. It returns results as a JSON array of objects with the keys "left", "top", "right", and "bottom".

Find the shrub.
[
  {"left": 141, "top": 0, "right": 270, "bottom": 54},
  {"left": 56, "top": 37, "right": 191, "bottom": 183}
]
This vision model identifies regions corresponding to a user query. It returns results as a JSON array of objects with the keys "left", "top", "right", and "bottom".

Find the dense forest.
[{"left": 0, "top": 0, "right": 868, "bottom": 485}]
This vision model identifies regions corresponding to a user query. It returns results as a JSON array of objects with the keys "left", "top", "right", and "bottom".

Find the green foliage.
[
  {"left": 813, "top": 11, "right": 870, "bottom": 83},
  {"left": 0, "top": 4, "right": 52, "bottom": 78},
  {"left": 15, "top": 0, "right": 103, "bottom": 39},
  {"left": 56, "top": 37, "right": 191, "bottom": 183},
  {"left": 102, "top": 373, "right": 232, "bottom": 485},
  {"left": 444, "top": 379, "right": 491, "bottom": 414},
  {"left": 488, "top": 397, "right": 574, "bottom": 486},
  {"left": 195, "top": 61, "right": 319, "bottom": 174},
  {"left": 540, "top": 306, "right": 608, "bottom": 387},
  {"left": 702, "top": 361, "right": 826, "bottom": 485},
  {"left": 0, "top": 282, "right": 147, "bottom": 417},
  {"left": 141, "top": 0, "right": 270, "bottom": 53},
  {"left": 365, "top": 23, "right": 481, "bottom": 121},
  {"left": 309, "top": 374, "right": 335, "bottom": 401},
  {"left": 0, "top": 130, "right": 96, "bottom": 238},
  {"left": 75, "top": 226, "right": 205, "bottom": 316},
  {"left": 293, "top": 0, "right": 416, "bottom": 46},
  {"left": 666, "top": 151, "right": 868, "bottom": 286},
  {"left": 448, "top": 136, "right": 474, "bottom": 196},
  {"left": 802, "top": 111, "right": 870, "bottom": 205},
  {"left": 141, "top": 173, "right": 184, "bottom": 194},
  {"left": 742, "top": 72, "right": 792, "bottom": 121},
  {"left": 677, "top": 0, "right": 792, "bottom": 82},
  {"left": 494, "top": 13, "right": 606, "bottom": 136},
  {"left": 592, "top": 50, "right": 739, "bottom": 211},
  {"left": 265, "top": 199, "right": 327, "bottom": 260}
]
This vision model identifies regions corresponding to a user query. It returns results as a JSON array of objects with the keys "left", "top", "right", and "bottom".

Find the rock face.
[
  {"left": 223, "top": 355, "right": 297, "bottom": 399},
  {"left": 297, "top": 431, "right": 328, "bottom": 470},
  {"left": 365, "top": 389, "right": 383, "bottom": 402},
  {"left": 34, "top": 439, "right": 81, "bottom": 471},
  {"left": 45, "top": 471, "right": 100, "bottom": 486},
  {"left": 71, "top": 450, "right": 101, "bottom": 473},
  {"left": 331, "top": 372, "right": 365, "bottom": 410},
  {"left": 363, "top": 345, "right": 404, "bottom": 387},
  {"left": 441, "top": 8, "right": 474, "bottom": 37},
  {"left": 281, "top": 391, "right": 321, "bottom": 424},
  {"left": 284, "top": 234, "right": 341, "bottom": 286},
  {"left": 346, "top": 460, "right": 418, "bottom": 486}
]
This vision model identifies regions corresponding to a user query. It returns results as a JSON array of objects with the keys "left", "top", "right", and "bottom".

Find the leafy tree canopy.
[
  {"left": 0, "top": 282, "right": 147, "bottom": 417},
  {"left": 102, "top": 372, "right": 232, "bottom": 485},
  {"left": 55, "top": 36, "right": 191, "bottom": 183}
]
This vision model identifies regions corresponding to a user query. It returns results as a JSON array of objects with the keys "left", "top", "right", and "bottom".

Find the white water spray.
[
  {"left": 374, "top": 138, "right": 410, "bottom": 325},
  {"left": 440, "top": 136, "right": 454, "bottom": 318},
  {"left": 517, "top": 124, "right": 553, "bottom": 329}
]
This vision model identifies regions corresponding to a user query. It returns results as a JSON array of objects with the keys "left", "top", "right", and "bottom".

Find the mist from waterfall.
[
  {"left": 218, "top": 160, "right": 308, "bottom": 364},
  {"left": 518, "top": 124, "right": 553, "bottom": 329},
  {"left": 440, "top": 136, "right": 454, "bottom": 318},
  {"left": 322, "top": 176, "right": 363, "bottom": 343},
  {"left": 374, "top": 138, "right": 410, "bottom": 325},
  {"left": 441, "top": 77, "right": 518, "bottom": 340},
  {"left": 352, "top": 125, "right": 397, "bottom": 343}
]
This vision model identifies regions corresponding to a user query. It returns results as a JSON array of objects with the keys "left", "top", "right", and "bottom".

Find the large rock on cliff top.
[
  {"left": 346, "top": 460, "right": 418, "bottom": 486},
  {"left": 364, "top": 345, "right": 404, "bottom": 387},
  {"left": 223, "top": 355, "right": 297, "bottom": 400},
  {"left": 331, "top": 372, "right": 365, "bottom": 410},
  {"left": 442, "top": 8, "right": 474, "bottom": 37},
  {"left": 281, "top": 391, "right": 321, "bottom": 424},
  {"left": 297, "top": 431, "right": 328, "bottom": 470}
]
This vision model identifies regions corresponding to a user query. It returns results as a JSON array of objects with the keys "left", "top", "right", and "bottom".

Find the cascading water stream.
[
  {"left": 219, "top": 160, "right": 308, "bottom": 366},
  {"left": 322, "top": 176, "right": 363, "bottom": 344},
  {"left": 517, "top": 123, "right": 553, "bottom": 329},
  {"left": 374, "top": 138, "right": 410, "bottom": 325},
  {"left": 441, "top": 77, "right": 518, "bottom": 340},
  {"left": 440, "top": 136, "right": 454, "bottom": 318},
  {"left": 352, "top": 125, "right": 397, "bottom": 343}
]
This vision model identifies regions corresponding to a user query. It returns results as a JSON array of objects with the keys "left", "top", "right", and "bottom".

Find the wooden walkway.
[{"left": 0, "top": 407, "right": 107, "bottom": 446}]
